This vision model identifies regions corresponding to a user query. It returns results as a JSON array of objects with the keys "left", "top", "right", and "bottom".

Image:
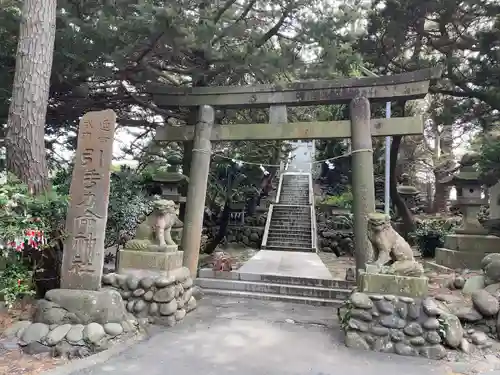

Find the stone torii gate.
[{"left": 149, "top": 68, "right": 441, "bottom": 278}]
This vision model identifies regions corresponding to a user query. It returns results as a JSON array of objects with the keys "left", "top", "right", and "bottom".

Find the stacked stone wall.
[
  {"left": 1, "top": 268, "right": 198, "bottom": 359},
  {"left": 342, "top": 290, "right": 499, "bottom": 360}
]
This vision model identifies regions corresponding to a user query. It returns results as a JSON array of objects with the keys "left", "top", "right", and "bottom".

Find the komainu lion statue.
[
  {"left": 124, "top": 199, "right": 179, "bottom": 251},
  {"left": 367, "top": 213, "right": 424, "bottom": 277}
]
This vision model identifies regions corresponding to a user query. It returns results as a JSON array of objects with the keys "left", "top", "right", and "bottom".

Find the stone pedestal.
[
  {"left": 118, "top": 249, "right": 184, "bottom": 274},
  {"left": 358, "top": 270, "right": 428, "bottom": 297},
  {"left": 435, "top": 234, "right": 500, "bottom": 269}
]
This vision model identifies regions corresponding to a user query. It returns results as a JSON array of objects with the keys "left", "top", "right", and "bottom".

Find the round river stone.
[
  {"left": 472, "top": 289, "right": 499, "bottom": 316},
  {"left": 350, "top": 293, "right": 373, "bottom": 309},
  {"left": 140, "top": 277, "right": 154, "bottom": 289},
  {"left": 83, "top": 322, "right": 105, "bottom": 344},
  {"left": 126, "top": 275, "right": 139, "bottom": 290},
  {"left": 155, "top": 276, "right": 176, "bottom": 288},
  {"left": 104, "top": 323, "right": 124, "bottom": 337},
  {"left": 159, "top": 299, "right": 177, "bottom": 316},
  {"left": 21, "top": 323, "right": 49, "bottom": 344},
  {"left": 45, "top": 324, "right": 72, "bottom": 346},
  {"left": 153, "top": 286, "right": 176, "bottom": 303}
]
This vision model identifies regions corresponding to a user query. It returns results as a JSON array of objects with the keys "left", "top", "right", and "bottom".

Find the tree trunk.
[
  {"left": 432, "top": 124, "right": 453, "bottom": 213},
  {"left": 390, "top": 135, "right": 416, "bottom": 236},
  {"left": 432, "top": 177, "right": 450, "bottom": 213},
  {"left": 5, "top": 0, "right": 56, "bottom": 195},
  {"left": 204, "top": 201, "right": 231, "bottom": 254}
]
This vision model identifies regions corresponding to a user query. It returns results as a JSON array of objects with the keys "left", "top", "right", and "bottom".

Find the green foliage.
[
  {"left": 409, "top": 218, "right": 458, "bottom": 258},
  {"left": 360, "top": 0, "right": 500, "bottom": 128},
  {"left": 0, "top": 176, "right": 68, "bottom": 307},
  {"left": 0, "top": 260, "right": 34, "bottom": 309},
  {"left": 0, "top": 175, "right": 68, "bottom": 245},
  {"left": 207, "top": 141, "right": 287, "bottom": 210},
  {"left": 106, "top": 167, "right": 153, "bottom": 247},
  {"left": 337, "top": 299, "right": 354, "bottom": 332},
  {"left": 477, "top": 132, "right": 500, "bottom": 184},
  {"left": 437, "top": 316, "right": 449, "bottom": 341},
  {"left": 319, "top": 190, "right": 354, "bottom": 209}
]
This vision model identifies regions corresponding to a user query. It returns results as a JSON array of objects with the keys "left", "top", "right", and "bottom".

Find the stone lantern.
[
  {"left": 397, "top": 173, "right": 420, "bottom": 211},
  {"left": 433, "top": 152, "right": 500, "bottom": 269},
  {"left": 441, "top": 153, "right": 487, "bottom": 235}
]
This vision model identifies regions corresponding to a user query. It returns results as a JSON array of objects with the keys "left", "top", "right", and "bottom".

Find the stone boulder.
[
  {"left": 484, "top": 260, "right": 500, "bottom": 286},
  {"left": 472, "top": 290, "right": 500, "bottom": 317},
  {"left": 37, "top": 289, "right": 128, "bottom": 325}
]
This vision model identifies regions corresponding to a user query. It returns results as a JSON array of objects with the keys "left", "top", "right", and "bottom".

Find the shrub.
[
  {"left": 0, "top": 176, "right": 68, "bottom": 306},
  {"left": 319, "top": 189, "right": 353, "bottom": 209},
  {"left": 409, "top": 218, "right": 458, "bottom": 258},
  {"left": 105, "top": 167, "right": 153, "bottom": 248}
]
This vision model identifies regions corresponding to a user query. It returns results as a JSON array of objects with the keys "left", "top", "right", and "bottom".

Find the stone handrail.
[
  {"left": 310, "top": 205, "right": 318, "bottom": 252},
  {"left": 275, "top": 172, "right": 285, "bottom": 203},
  {"left": 261, "top": 204, "right": 274, "bottom": 248}
]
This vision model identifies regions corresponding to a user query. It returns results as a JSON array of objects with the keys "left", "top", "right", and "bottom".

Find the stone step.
[
  {"left": 267, "top": 233, "right": 311, "bottom": 245},
  {"left": 268, "top": 228, "right": 311, "bottom": 233},
  {"left": 268, "top": 232, "right": 310, "bottom": 236},
  {"left": 266, "top": 234, "right": 311, "bottom": 242},
  {"left": 266, "top": 241, "right": 312, "bottom": 247},
  {"left": 270, "top": 218, "right": 310, "bottom": 223},
  {"left": 270, "top": 217, "right": 310, "bottom": 221},
  {"left": 198, "top": 269, "right": 355, "bottom": 289},
  {"left": 263, "top": 244, "right": 314, "bottom": 251},
  {"left": 270, "top": 214, "right": 310, "bottom": 219},
  {"left": 272, "top": 204, "right": 310, "bottom": 208},
  {"left": 268, "top": 224, "right": 311, "bottom": 229},
  {"left": 268, "top": 231, "right": 310, "bottom": 235},
  {"left": 270, "top": 212, "right": 310, "bottom": 218},
  {"left": 270, "top": 217, "right": 310, "bottom": 222},
  {"left": 269, "top": 221, "right": 310, "bottom": 225},
  {"left": 266, "top": 242, "right": 312, "bottom": 249},
  {"left": 199, "top": 288, "right": 344, "bottom": 307},
  {"left": 196, "top": 278, "right": 351, "bottom": 300},
  {"left": 271, "top": 206, "right": 310, "bottom": 210}
]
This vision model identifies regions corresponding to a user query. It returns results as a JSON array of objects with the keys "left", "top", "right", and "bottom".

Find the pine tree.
[{"left": 5, "top": 0, "right": 57, "bottom": 194}]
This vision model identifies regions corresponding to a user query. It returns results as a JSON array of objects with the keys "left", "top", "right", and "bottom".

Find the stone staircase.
[
  {"left": 262, "top": 172, "right": 316, "bottom": 252},
  {"left": 196, "top": 269, "right": 354, "bottom": 306},
  {"left": 194, "top": 171, "right": 356, "bottom": 307},
  {"left": 278, "top": 174, "right": 310, "bottom": 205}
]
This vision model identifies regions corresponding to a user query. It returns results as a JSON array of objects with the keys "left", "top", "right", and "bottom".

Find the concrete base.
[
  {"left": 434, "top": 234, "right": 500, "bottom": 270},
  {"left": 118, "top": 250, "right": 183, "bottom": 273},
  {"left": 435, "top": 247, "right": 495, "bottom": 270},
  {"left": 358, "top": 272, "right": 428, "bottom": 297},
  {"left": 238, "top": 250, "right": 333, "bottom": 279},
  {"left": 443, "top": 234, "right": 500, "bottom": 253}
]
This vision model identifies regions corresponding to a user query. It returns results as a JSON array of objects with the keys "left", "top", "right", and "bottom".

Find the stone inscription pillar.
[
  {"left": 182, "top": 105, "right": 214, "bottom": 277},
  {"left": 350, "top": 97, "right": 376, "bottom": 281},
  {"left": 61, "top": 109, "right": 116, "bottom": 290}
]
